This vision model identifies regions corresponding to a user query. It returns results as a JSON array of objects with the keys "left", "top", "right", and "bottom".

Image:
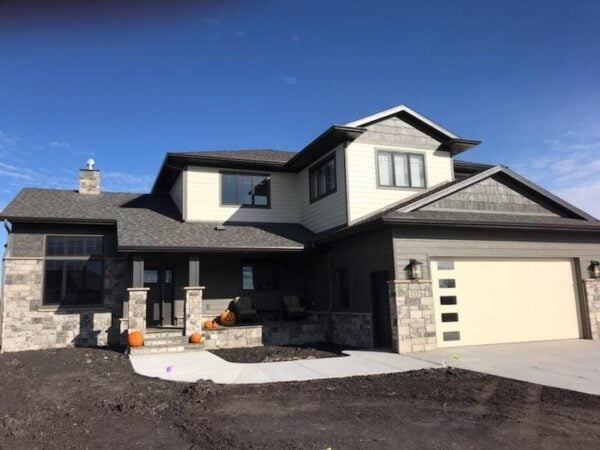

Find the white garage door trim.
[{"left": 431, "top": 258, "right": 582, "bottom": 348}]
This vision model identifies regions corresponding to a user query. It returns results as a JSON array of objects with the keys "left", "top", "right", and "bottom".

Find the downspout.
[{"left": 326, "top": 247, "right": 334, "bottom": 341}]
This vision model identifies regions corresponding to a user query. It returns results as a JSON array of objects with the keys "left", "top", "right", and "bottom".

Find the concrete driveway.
[{"left": 410, "top": 339, "right": 600, "bottom": 396}]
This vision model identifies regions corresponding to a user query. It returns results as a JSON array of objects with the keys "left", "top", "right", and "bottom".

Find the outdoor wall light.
[
  {"left": 590, "top": 261, "right": 600, "bottom": 279},
  {"left": 406, "top": 259, "right": 423, "bottom": 280}
]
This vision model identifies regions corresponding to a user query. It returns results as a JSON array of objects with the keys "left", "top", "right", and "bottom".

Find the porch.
[{"left": 119, "top": 251, "right": 333, "bottom": 349}]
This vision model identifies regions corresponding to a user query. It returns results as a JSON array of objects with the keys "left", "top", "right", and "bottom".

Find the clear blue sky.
[{"left": 1, "top": 0, "right": 599, "bottom": 257}]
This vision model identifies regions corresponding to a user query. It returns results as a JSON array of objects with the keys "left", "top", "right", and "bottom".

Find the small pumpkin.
[
  {"left": 219, "top": 309, "right": 236, "bottom": 327},
  {"left": 189, "top": 332, "right": 202, "bottom": 344},
  {"left": 128, "top": 330, "right": 144, "bottom": 347},
  {"left": 204, "top": 320, "right": 216, "bottom": 330}
]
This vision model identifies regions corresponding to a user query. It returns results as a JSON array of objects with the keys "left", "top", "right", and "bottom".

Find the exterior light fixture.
[
  {"left": 590, "top": 261, "right": 600, "bottom": 279},
  {"left": 406, "top": 259, "right": 423, "bottom": 280}
]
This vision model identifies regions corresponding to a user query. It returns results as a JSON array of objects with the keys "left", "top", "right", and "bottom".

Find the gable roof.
[{"left": 0, "top": 188, "right": 314, "bottom": 251}]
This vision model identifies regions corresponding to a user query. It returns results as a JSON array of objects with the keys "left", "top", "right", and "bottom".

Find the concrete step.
[
  {"left": 145, "top": 329, "right": 184, "bottom": 339},
  {"left": 130, "top": 343, "right": 205, "bottom": 355}
]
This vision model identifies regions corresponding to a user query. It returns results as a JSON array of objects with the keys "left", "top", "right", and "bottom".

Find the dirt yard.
[
  {"left": 1, "top": 347, "right": 600, "bottom": 449},
  {"left": 209, "top": 343, "right": 347, "bottom": 363}
]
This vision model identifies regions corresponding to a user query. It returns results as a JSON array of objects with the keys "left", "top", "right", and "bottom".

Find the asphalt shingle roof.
[
  {"left": 170, "top": 149, "right": 297, "bottom": 164},
  {"left": 0, "top": 188, "right": 313, "bottom": 250}
]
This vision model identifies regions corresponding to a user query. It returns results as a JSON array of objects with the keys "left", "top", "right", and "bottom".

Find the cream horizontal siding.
[
  {"left": 185, "top": 166, "right": 301, "bottom": 223},
  {"left": 169, "top": 172, "right": 184, "bottom": 215},
  {"left": 299, "top": 145, "right": 347, "bottom": 233},
  {"left": 346, "top": 142, "right": 453, "bottom": 223}
]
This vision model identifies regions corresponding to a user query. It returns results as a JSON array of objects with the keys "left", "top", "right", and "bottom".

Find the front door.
[
  {"left": 144, "top": 267, "right": 175, "bottom": 326},
  {"left": 371, "top": 270, "right": 392, "bottom": 348}
]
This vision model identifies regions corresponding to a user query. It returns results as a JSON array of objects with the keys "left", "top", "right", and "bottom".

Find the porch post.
[
  {"left": 127, "top": 288, "right": 149, "bottom": 334},
  {"left": 184, "top": 287, "right": 205, "bottom": 336}
]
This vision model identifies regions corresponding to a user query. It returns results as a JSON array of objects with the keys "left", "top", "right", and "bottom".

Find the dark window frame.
[
  {"left": 43, "top": 235, "right": 105, "bottom": 307},
  {"left": 309, "top": 152, "right": 337, "bottom": 203},
  {"left": 241, "top": 258, "right": 288, "bottom": 291},
  {"left": 334, "top": 268, "right": 350, "bottom": 309},
  {"left": 220, "top": 171, "right": 271, "bottom": 208},
  {"left": 376, "top": 150, "right": 427, "bottom": 189}
]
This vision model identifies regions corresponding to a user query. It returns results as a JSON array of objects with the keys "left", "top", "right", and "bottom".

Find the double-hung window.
[
  {"left": 309, "top": 153, "right": 336, "bottom": 202},
  {"left": 43, "top": 235, "right": 104, "bottom": 306},
  {"left": 221, "top": 172, "right": 270, "bottom": 207},
  {"left": 377, "top": 151, "right": 426, "bottom": 188}
]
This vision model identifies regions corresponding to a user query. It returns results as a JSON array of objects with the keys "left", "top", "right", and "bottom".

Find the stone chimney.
[{"left": 79, "top": 159, "right": 100, "bottom": 194}]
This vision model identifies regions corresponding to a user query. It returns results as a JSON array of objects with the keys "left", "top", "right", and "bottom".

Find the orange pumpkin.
[
  {"left": 189, "top": 332, "right": 202, "bottom": 344},
  {"left": 128, "top": 330, "right": 144, "bottom": 347},
  {"left": 203, "top": 320, "right": 215, "bottom": 330},
  {"left": 219, "top": 309, "right": 236, "bottom": 326}
]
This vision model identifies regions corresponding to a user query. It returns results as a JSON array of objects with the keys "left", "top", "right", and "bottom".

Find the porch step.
[
  {"left": 144, "top": 335, "right": 189, "bottom": 346},
  {"left": 130, "top": 343, "right": 205, "bottom": 355},
  {"left": 145, "top": 328, "right": 184, "bottom": 339}
]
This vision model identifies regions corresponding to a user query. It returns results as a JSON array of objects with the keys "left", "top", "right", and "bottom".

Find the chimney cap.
[{"left": 86, "top": 158, "right": 96, "bottom": 170}]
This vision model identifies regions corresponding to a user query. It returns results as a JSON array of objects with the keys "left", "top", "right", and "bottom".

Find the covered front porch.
[{"left": 119, "top": 251, "right": 328, "bottom": 349}]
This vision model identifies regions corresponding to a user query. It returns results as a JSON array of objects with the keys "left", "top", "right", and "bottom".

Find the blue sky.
[{"left": 1, "top": 0, "right": 599, "bottom": 257}]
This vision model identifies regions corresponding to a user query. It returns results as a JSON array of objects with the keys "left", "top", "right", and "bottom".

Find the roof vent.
[
  {"left": 86, "top": 158, "right": 95, "bottom": 170},
  {"left": 214, "top": 225, "right": 226, "bottom": 231}
]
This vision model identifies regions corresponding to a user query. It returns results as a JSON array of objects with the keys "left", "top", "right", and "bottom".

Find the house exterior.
[{"left": 2, "top": 104, "right": 600, "bottom": 354}]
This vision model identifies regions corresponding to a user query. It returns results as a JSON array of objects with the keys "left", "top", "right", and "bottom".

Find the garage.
[{"left": 431, "top": 258, "right": 582, "bottom": 348}]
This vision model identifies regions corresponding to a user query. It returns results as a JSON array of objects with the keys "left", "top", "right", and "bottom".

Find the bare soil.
[
  {"left": 1, "top": 347, "right": 600, "bottom": 449},
  {"left": 209, "top": 343, "right": 347, "bottom": 363}
]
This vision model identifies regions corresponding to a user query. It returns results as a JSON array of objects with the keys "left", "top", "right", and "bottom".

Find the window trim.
[
  {"left": 42, "top": 234, "right": 105, "bottom": 308},
  {"left": 309, "top": 152, "right": 337, "bottom": 203},
  {"left": 220, "top": 170, "right": 271, "bottom": 209},
  {"left": 375, "top": 149, "right": 428, "bottom": 190}
]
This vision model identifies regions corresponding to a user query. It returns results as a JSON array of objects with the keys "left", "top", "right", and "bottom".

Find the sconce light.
[
  {"left": 590, "top": 261, "right": 600, "bottom": 279},
  {"left": 406, "top": 259, "right": 423, "bottom": 280}
]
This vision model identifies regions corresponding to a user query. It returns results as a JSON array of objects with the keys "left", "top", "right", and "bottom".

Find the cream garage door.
[{"left": 431, "top": 258, "right": 581, "bottom": 348}]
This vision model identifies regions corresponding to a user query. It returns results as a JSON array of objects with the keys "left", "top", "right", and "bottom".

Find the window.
[
  {"left": 242, "top": 259, "right": 287, "bottom": 290},
  {"left": 439, "top": 279, "right": 456, "bottom": 288},
  {"left": 377, "top": 151, "right": 426, "bottom": 188},
  {"left": 334, "top": 268, "right": 350, "bottom": 308},
  {"left": 437, "top": 260, "right": 455, "bottom": 270},
  {"left": 441, "top": 313, "right": 459, "bottom": 322},
  {"left": 221, "top": 172, "right": 270, "bottom": 207},
  {"left": 309, "top": 153, "right": 336, "bottom": 201},
  {"left": 440, "top": 295, "right": 457, "bottom": 305},
  {"left": 443, "top": 331, "right": 461, "bottom": 342},
  {"left": 43, "top": 236, "right": 104, "bottom": 306}
]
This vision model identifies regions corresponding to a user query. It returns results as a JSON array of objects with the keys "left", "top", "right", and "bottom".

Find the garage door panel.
[{"left": 431, "top": 259, "right": 581, "bottom": 348}]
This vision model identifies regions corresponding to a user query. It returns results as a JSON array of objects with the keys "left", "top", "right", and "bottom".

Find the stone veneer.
[
  {"left": 127, "top": 288, "right": 149, "bottom": 334},
  {"left": 1, "top": 257, "right": 126, "bottom": 352},
  {"left": 309, "top": 311, "right": 373, "bottom": 348},
  {"left": 184, "top": 287, "right": 204, "bottom": 336},
  {"left": 584, "top": 279, "right": 600, "bottom": 339},
  {"left": 388, "top": 280, "right": 436, "bottom": 353},
  {"left": 203, "top": 325, "right": 263, "bottom": 349}
]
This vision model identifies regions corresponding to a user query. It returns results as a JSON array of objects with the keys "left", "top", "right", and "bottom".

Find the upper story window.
[
  {"left": 377, "top": 150, "right": 426, "bottom": 189},
  {"left": 221, "top": 172, "right": 270, "bottom": 208},
  {"left": 43, "top": 235, "right": 104, "bottom": 307},
  {"left": 309, "top": 153, "right": 336, "bottom": 202}
]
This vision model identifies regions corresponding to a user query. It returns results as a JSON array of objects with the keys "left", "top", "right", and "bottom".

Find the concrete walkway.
[
  {"left": 130, "top": 350, "right": 437, "bottom": 384},
  {"left": 410, "top": 339, "right": 600, "bottom": 396}
]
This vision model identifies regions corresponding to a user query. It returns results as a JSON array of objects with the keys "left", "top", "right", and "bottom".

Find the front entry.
[
  {"left": 144, "top": 267, "right": 175, "bottom": 326},
  {"left": 371, "top": 270, "right": 392, "bottom": 348}
]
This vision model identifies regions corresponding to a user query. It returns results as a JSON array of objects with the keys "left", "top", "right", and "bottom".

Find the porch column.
[
  {"left": 127, "top": 287, "right": 149, "bottom": 334},
  {"left": 584, "top": 279, "right": 600, "bottom": 339},
  {"left": 388, "top": 280, "right": 436, "bottom": 353},
  {"left": 184, "top": 287, "right": 205, "bottom": 336}
]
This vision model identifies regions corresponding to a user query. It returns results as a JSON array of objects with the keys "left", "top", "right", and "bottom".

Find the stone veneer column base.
[
  {"left": 184, "top": 287, "right": 205, "bottom": 337},
  {"left": 388, "top": 280, "right": 436, "bottom": 353},
  {"left": 127, "top": 288, "right": 149, "bottom": 335},
  {"left": 584, "top": 279, "right": 600, "bottom": 339}
]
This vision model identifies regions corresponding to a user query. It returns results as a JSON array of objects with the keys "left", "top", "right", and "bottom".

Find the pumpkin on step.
[
  {"left": 127, "top": 330, "right": 144, "bottom": 347},
  {"left": 203, "top": 320, "right": 217, "bottom": 330},
  {"left": 189, "top": 332, "right": 202, "bottom": 344},
  {"left": 219, "top": 309, "right": 236, "bottom": 326}
]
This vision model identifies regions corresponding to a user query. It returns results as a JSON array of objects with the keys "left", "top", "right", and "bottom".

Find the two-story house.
[{"left": 2, "top": 104, "right": 600, "bottom": 354}]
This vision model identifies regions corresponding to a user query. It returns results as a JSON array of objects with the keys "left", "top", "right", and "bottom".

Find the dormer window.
[
  {"left": 377, "top": 150, "right": 426, "bottom": 189},
  {"left": 221, "top": 171, "right": 270, "bottom": 207}
]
